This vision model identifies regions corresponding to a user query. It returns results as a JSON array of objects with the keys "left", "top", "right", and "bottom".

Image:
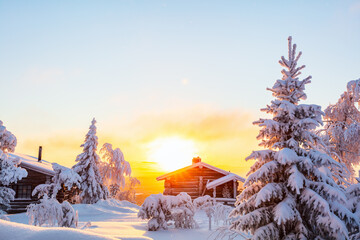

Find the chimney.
[
  {"left": 192, "top": 156, "right": 201, "bottom": 164},
  {"left": 38, "top": 146, "right": 42, "bottom": 162}
]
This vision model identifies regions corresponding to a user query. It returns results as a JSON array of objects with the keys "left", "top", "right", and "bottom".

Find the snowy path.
[{"left": 1, "top": 200, "right": 243, "bottom": 240}]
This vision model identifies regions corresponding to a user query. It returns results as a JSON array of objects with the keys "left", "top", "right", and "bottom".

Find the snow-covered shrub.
[
  {"left": 27, "top": 194, "right": 78, "bottom": 227},
  {"left": 138, "top": 192, "right": 196, "bottom": 231},
  {"left": 72, "top": 118, "right": 108, "bottom": 204},
  {"left": 214, "top": 203, "right": 233, "bottom": 226},
  {"left": 59, "top": 200, "right": 78, "bottom": 227},
  {"left": 322, "top": 79, "right": 360, "bottom": 182},
  {"left": 138, "top": 193, "right": 170, "bottom": 231},
  {"left": 33, "top": 163, "right": 81, "bottom": 201},
  {"left": 168, "top": 192, "right": 196, "bottom": 229},
  {"left": 0, "top": 209, "right": 9, "bottom": 220},
  {"left": 229, "top": 37, "right": 359, "bottom": 239},
  {"left": 194, "top": 195, "right": 216, "bottom": 230},
  {"left": 194, "top": 195, "right": 233, "bottom": 228},
  {"left": 0, "top": 121, "right": 27, "bottom": 218}
]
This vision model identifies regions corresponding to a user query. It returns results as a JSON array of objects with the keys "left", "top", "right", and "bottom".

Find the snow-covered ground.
[{"left": 1, "top": 199, "right": 244, "bottom": 240}]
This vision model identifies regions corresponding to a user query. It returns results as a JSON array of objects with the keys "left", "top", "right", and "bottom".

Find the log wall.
[{"left": 163, "top": 166, "right": 229, "bottom": 199}]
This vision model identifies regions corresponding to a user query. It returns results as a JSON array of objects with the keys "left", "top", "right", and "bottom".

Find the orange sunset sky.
[
  {"left": 13, "top": 108, "right": 260, "bottom": 197},
  {"left": 1, "top": 1, "right": 359, "bottom": 199}
]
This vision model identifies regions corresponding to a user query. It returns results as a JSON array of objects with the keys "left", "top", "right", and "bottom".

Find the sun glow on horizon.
[{"left": 147, "top": 136, "right": 198, "bottom": 172}]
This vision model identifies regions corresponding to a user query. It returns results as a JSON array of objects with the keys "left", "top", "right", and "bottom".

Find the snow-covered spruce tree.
[
  {"left": 229, "top": 37, "right": 358, "bottom": 239},
  {"left": 72, "top": 118, "right": 108, "bottom": 204},
  {"left": 322, "top": 79, "right": 360, "bottom": 180},
  {"left": 99, "top": 143, "right": 131, "bottom": 192},
  {"left": 0, "top": 120, "right": 27, "bottom": 217}
]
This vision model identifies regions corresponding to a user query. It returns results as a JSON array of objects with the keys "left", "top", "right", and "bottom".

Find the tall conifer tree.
[
  {"left": 72, "top": 118, "right": 108, "bottom": 204},
  {"left": 229, "top": 37, "right": 358, "bottom": 239}
]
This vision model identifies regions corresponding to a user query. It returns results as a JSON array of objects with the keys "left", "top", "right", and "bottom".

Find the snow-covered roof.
[
  {"left": 9, "top": 153, "right": 55, "bottom": 176},
  {"left": 206, "top": 173, "right": 245, "bottom": 189},
  {"left": 156, "top": 161, "right": 245, "bottom": 182}
]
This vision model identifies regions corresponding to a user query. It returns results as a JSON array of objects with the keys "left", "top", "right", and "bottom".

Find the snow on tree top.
[{"left": 9, "top": 152, "right": 55, "bottom": 176}]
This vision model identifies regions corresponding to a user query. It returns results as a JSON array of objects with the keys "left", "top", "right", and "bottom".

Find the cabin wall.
[
  {"left": 8, "top": 168, "right": 52, "bottom": 213},
  {"left": 163, "top": 166, "right": 227, "bottom": 199}
]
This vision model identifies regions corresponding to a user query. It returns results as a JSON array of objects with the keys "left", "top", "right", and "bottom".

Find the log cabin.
[
  {"left": 7, "top": 147, "right": 70, "bottom": 213},
  {"left": 156, "top": 157, "right": 245, "bottom": 204}
]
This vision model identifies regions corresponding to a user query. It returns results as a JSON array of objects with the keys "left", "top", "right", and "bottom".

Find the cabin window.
[{"left": 13, "top": 185, "right": 32, "bottom": 199}]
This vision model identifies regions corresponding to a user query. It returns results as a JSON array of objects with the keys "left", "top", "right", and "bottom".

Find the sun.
[{"left": 147, "top": 136, "right": 198, "bottom": 172}]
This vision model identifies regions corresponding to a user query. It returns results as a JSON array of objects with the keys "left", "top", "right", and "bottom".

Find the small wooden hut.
[
  {"left": 7, "top": 148, "right": 71, "bottom": 213},
  {"left": 156, "top": 157, "right": 245, "bottom": 204}
]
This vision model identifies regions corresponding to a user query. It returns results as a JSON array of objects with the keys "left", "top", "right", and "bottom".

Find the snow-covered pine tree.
[
  {"left": 99, "top": 143, "right": 131, "bottom": 191},
  {"left": 72, "top": 118, "right": 108, "bottom": 204},
  {"left": 0, "top": 120, "right": 27, "bottom": 217},
  {"left": 322, "top": 79, "right": 360, "bottom": 181},
  {"left": 229, "top": 37, "right": 358, "bottom": 239}
]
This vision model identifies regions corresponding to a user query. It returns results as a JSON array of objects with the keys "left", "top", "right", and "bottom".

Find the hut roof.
[
  {"left": 206, "top": 173, "right": 245, "bottom": 189},
  {"left": 9, "top": 153, "right": 55, "bottom": 176},
  {"left": 156, "top": 161, "right": 245, "bottom": 182}
]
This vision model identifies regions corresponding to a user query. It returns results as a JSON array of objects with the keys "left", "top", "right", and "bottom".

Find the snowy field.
[{"left": 0, "top": 199, "right": 245, "bottom": 240}]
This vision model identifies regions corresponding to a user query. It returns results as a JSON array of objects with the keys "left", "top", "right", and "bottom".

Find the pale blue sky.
[{"left": 0, "top": 1, "right": 359, "bottom": 154}]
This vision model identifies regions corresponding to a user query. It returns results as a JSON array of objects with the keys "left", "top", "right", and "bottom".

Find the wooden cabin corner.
[{"left": 157, "top": 157, "right": 245, "bottom": 204}]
